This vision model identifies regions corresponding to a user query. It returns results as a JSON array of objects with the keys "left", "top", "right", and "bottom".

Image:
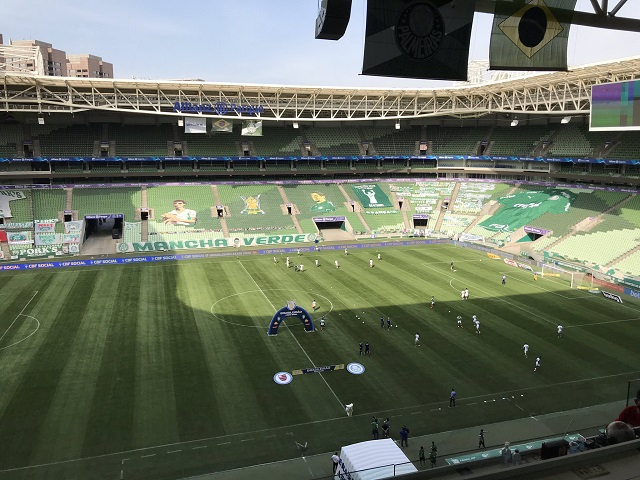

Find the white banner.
[
  {"left": 184, "top": 118, "right": 207, "bottom": 134},
  {"left": 64, "top": 221, "right": 84, "bottom": 234},
  {"left": 35, "top": 233, "right": 61, "bottom": 246},
  {"left": 7, "top": 231, "right": 33, "bottom": 245},
  {"left": 35, "top": 222, "right": 56, "bottom": 233}
]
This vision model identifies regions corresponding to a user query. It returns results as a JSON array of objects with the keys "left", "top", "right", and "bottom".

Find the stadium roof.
[{"left": 2, "top": 56, "right": 640, "bottom": 121}]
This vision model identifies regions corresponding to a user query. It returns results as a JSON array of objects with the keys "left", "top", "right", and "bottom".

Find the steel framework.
[{"left": 1, "top": 57, "right": 640, "bottom": 122}]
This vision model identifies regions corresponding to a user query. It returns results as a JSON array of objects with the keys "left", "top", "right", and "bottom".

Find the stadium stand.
[
  {"left": 217, "top": 184, "right": 297, "bottom": 235},
  {"left": 360, "top": 126, "right": 421, "bottom": 156},
  {"left": 428, "top": 126, "right": 491, "bottom": 155},
  {"left": 250, "top": 126, "right": 304, "bottom": 156},
  {"left": 109, "top": 124, "right": 173, "bottom": 157},
  {"left": 71, "top": 187, "right": 141, "bottom": 221},
  {"left": 36, "top": 124, "right": 100, "bottom": 157},
  {"left": 305, "top": 126, "right": 361, "bottom": 156},
  {"left": 487, "top": 125, "right": 551, "bottom": 156}
]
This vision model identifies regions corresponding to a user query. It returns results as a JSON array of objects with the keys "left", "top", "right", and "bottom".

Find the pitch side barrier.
[{"left": 0, "top": 239, "right": 448, "bottom": 272}]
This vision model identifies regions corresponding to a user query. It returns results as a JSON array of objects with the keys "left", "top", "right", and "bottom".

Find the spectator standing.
[
  {"left": 419, "top": 446, "right": 426, "bottom": 467},
  {"left": 400, "top": 426, "right": 409, "bottom": 447},
  {"left": 501, "top": 442, "right": 512, "bottom": 465},
  {"left": 478, "top": 428, "right": 486, "bottom": 448},
  {"left": 371, "top": 416, "right": 379, "bottom": 440},
  {"left": 382, "top": 418, "right": 390, "bottom": 438},
  {"left": 449, "top": 388, "right": 456, "bottom": 407},
  {"left": 430, "top": 442, "right": 437, "bottom": 468}
]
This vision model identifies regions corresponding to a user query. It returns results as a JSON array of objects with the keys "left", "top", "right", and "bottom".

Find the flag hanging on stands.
[
  {"left": 490, "top": 0, "right": 577, "bottom": 71},
  {"left": 362, "top": 0, "right": 474, "bottom": 81},
  {"left": 241, "top": 120, "right": 262, "bottom": 136},
  {"left": 184, "top": 117, "right": 207, "bottom": 134},
  {"left": 211, "top": 118, "right": 233, "bottom": 133}
]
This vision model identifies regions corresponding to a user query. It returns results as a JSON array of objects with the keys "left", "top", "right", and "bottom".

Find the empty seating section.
[
  {"left": 612, "top": 250, "right": 640, "bottom": 275},
  {"left": 360, "top": 126, "right": 420, "bottom": 155},
  {"left": 609, "top": 132, "right": 640, "bottom": 159},
  {"left": 0, "top": 124, "right": 22, "bottom": 157},
  {"left": 528, "top": 190, "right": 629, "bottom": 237},
  {"left": 1, "top": 189, "right": 32, "bottom": 223},
  {"left": 353, "top": 160, "right": 377, "bottom": 170},
  {"left": 37, "top": 125, "right": 100, "bottom": 157},
  {"left": 550, "top": 228, "right": 640, "bottom": 265},
  {"left": 454, "top": 183, "right": 502, "bottom": 214},
  {"left": 531, "top": 235, "right": 560, "bottom": 252},
  {"left": 123, "top": 222, "right": 142, "bottom": 243},
  {"left": 198, "top": 161, "right": 227, "bottom": 171},
  {"left": 110, "top": 125, "right": 172, "bottom": 156},
  {"left": 488, "top": 126, "right": 550, "bottom": 155},
  {"left": 32, "top": 189, "right": 67, "bottom": 232},
  {"left": 428, "top": 126, "right": 490, "bottom": 155},
  {"left": 232, "top": 161, "right": 260, "bottom": 172},
  {"left": 52, "top": 162, "right": 84, "bottom": 172},
  {"left": 282, "top": 184, "right": 367, "bottom": 233},
  {"left": 293, "top": 160, "right": 319, "bottom": 171},
  {"left": 217, "top": 185, "right": 297, "bottom": 235},
  {"left": 305, "top": 126, "right": 361, "bottom": 156},
  {"left": 587, "top": 194, "right": 640, "bottom": 234},
  {"left": 266, "top": 160, "right": 293, "bottom": 171},
  {"left": 440, "top": 214, "right": 476, "bottom": 234},
  {"left": 324, "top": 160, "right": 351, "bottom": 170},
  {"left": 90, "top": 162, "right": 123, "bottom": 173},
  {"left": 163, "top": 161, "right": 193, "bottom": 172},
  {"left": 183, "top": 131, "right": 240, "bottom": 156},
  {"left": 250, "top": 127, "right": 303, "bottom": 156},
  {"left": 547, "top": 124, "right": 609, "bottom": 157},
  {"left": 126, "top": 162, "right": 158, "bottom": 172},
  {"left": 71, "top": 188, "right": 141, "bottom": 221}
]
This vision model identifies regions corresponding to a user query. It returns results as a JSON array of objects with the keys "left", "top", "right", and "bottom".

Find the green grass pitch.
[{"left": 0, "top": 244, "right": 639, "bottom": 479}]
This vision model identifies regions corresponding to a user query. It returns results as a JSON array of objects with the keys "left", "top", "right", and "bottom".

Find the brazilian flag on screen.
[
  {"left": 479, "top": 189, "right": 575, "bottom": 233},
  {"left": 490, "top": 0, "right": 576, "bottom": 71}
]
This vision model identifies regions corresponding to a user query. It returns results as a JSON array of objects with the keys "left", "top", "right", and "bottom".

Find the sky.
[{"left": 2, "top": 0, "right": 640, "bottom": 88}]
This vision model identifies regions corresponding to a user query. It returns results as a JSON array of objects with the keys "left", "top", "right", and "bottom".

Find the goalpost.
[{"left": 540, "top": 263, "right": 594, "bottom": 289}]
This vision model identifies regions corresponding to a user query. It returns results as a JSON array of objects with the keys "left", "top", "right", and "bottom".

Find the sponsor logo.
[
  {"left": 172, "top": 101, "right": 264, "bottom": 116},
  {"left": 117, "top": 243, "right": 130, "bottom": 253},
  {"left": 273, "top": 372, "right": 293, "bottom": 385},
  {"left": 487, "top": 253, "right": 500, "bottom": 259},
  {"left": 602, "top": 291, "right": 623, "bottom": 303},
  {"left": 346, "top": 363, "right": 365, "bottom": 375}
]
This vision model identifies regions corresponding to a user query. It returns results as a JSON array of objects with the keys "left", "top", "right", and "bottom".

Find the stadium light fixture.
[
  {"left": 177, "top": 118, "right": 184, "bottom": 127},
  {"left": 510, "top": 119, "right": 519, "bottom": 127},
  {"left": 395, "top": 122, "right": 401, "bottom": 130},
  {"left": 37, "top": 116, "right": 45, "bottom": 125},
  {"left": 293, "top": 122, "right": 299, "bottom": 129},
  {"left": 561, "top": 116, "right": 571, "bottom": 124}
]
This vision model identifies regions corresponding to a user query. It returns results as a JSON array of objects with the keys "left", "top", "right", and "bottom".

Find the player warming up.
[
  {"left": 522, "top": 343, "right": 529, "bottom": 358},
  {"left": 457, "top": 315, "right": 463, "bottom": 328},
  {"left": 369, "top": 259, "right": 374, "bottom": 268},
  {"left": 534, "top": 356, "right": 541, "bottom": 372},
  {"left": 335, "top": 260, "right": 340, "bottom": 269},
  {"left": 430, "top": 296, "right": 435, "bottom": 309},
  {"left": 557, "top": 324, "right": 563, "bottom": 338}
]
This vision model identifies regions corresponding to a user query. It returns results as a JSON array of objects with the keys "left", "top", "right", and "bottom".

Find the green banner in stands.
[
  {"left": 351, "top": 184, "right": 393, "bottom": 208},
  {"left": 479, "top": 189, "right": 575, "bottom": 233}
]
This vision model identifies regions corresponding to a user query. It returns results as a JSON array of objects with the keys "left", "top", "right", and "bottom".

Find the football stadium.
[{"left": 2, "top": 2, "right": 640, "bottom": 480}]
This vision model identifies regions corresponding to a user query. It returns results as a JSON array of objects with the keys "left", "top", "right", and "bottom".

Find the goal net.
[{"left": 540, "top": 264, "right": 593, "bottom": 289}]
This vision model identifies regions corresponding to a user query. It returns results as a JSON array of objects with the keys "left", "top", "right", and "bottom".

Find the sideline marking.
[
  {"left": 238, "top": 261, "right": 345, "bottom": 411},
  {"left": 1, "top": 369, "right": 638, "bottom": 475},
  {"left": 0, "top": 291, "right": 38, "bottom": 345}
]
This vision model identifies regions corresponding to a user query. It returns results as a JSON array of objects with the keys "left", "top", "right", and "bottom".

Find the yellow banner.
[{"left": 487, "top": 253, "right": 500, "bottom": 259}]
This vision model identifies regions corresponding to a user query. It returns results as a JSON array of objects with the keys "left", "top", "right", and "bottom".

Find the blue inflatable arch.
[{"left": 268, "top": 301, "right": 315, "bottom": 336}]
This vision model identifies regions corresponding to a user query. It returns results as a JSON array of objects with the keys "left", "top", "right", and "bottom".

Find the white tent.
[{"left": 335, "top": 438, "right": 418, "bottom": 480}]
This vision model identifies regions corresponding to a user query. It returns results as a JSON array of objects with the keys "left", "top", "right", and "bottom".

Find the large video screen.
[{"left": 590, "top": 80, "right": 640, "bottom": 131}]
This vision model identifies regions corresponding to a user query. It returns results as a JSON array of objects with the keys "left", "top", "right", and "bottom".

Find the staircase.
[
  {"left": 140, "top": 186, "right": 148, "bottom": 242},
  {"left": 211, "top": 185, "right": 229, "bottom": 237},
  {"left": 277, "top": 186, "right": 303, "bottom": 233},
  {"left": 337, "top": 184, "right": 370, "bottom": 232},
  {"left": 606, "top": 244, "right": 640, "bottom": 269}
]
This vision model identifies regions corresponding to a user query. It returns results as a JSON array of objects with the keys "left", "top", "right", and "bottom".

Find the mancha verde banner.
[
  {"left": 117, "top": 233, "right": 317, "bottom": 253},
  {"left": 351, "top": 184, "right": 393, "bottom": 208}
]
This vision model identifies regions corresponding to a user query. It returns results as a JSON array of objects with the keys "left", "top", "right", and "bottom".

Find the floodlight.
[
  {"left": 395, "top": 122, "right": 401, "bottom": 130},
  {"left": 510, "top": 119, "right": 519, "bottom": 127},
  {"left": 37, "top": 116, "right": 45, "bottom": 125},
  {"left": 561, "top": 116, "right": 571, "bottom": 124},
  {"left": 178, "top": 118, "right": 184, "bottom": 127},
  {"left": 293, "top": 122, "right": 299, "bottom": 129}
]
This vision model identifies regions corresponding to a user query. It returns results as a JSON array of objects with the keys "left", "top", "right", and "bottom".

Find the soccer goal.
[{"left": 540, "top": 263, "right": 594, "bottom": 289}]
